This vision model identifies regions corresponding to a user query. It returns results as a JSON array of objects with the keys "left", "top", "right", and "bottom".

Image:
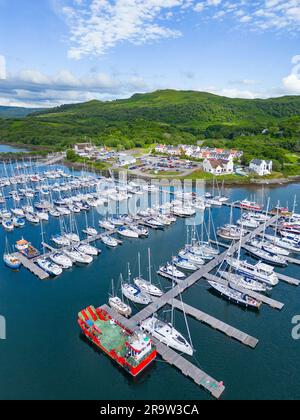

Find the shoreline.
[{"left": 63, "top": 159, "right": 300, "bottom": 187}]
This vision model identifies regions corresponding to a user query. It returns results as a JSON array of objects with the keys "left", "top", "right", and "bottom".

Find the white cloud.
[
  {"left": 0, "top": 55, "right": 6, "bottom": 80},
  {"left": 63, "top": 0, "right": 189, "bottom": 59},
  {"left": 282, "top": 55, "right": 300, "bottom": 94},
  {"left": 0, "top": 65, "right": 150, "bottom": 107}
]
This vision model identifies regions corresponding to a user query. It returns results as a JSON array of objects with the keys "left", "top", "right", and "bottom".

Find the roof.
[{"left": 205, "top": 158, "right": 229, "bottom": 169}]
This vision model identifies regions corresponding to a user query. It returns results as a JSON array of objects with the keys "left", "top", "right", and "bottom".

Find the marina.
[{"left": 0, "top": 159, "right": 300, "bottom": 400}]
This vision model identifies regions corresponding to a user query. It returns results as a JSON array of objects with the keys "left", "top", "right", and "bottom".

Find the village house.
[
  {"left": 203, "top": 157, "right": 234, "bottom": 175},
  {"left": 249, "top": 159, "right": 273, "bottom": 176}
]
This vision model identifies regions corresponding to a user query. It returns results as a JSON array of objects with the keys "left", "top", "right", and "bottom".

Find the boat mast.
[
  {"left": 138, "top": 252, "right": 141, "bottom": 279},
  {"left": 262, "top": 197, "right": 270, "bottom": 241},
  {"left": 148, "top": 248, "right": 152, "bottom": 285}
]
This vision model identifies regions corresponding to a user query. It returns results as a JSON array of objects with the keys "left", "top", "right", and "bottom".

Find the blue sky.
[{"left": 1, "top": 0, "right": 300, "bottom": 107}]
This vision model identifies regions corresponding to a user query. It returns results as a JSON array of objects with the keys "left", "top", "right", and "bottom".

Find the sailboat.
[
  {"left": 133, "top": 250, "right": 163, "bottom": 297},
  {"left": 109, "top": 277, "right": 132, "bottom": 318},
  {"left": 140, "top": 276, "right": 193, "bottom": 356},
  {"left": 157, "top": 262, "right": 186, "bottom": 280},
  {"left": 36, "top": 220, "right": 63, "bottom": 276},
  {"left": 49, "top": 252, "right": 73, "bottom": 269},
  {"left": 208, "top": 280, "right": 262, "bottom": 309},
  {"left": 121, "top": 264, "right": 152, "bottom": 305},
  {"left": 3, "top": 237, "right": 21, "bottom": 270}
]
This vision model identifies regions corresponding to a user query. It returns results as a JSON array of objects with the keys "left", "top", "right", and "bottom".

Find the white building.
[
  {"left": 249, "top": 159, "right": 273, "bottom": 176},
  {"left": 203, "top": 157, "right": 234, "bottom": 175}
]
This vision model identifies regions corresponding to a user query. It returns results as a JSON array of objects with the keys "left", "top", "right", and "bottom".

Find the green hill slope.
[
  {"left": 0, "top": 105, "right": 45, "bottom": 118},
  {"left": 1, "top": 90, "right": 300, "bottom": 150}
]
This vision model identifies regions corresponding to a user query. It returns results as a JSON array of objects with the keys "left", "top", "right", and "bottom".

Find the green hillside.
[
  {"left": 0, "top": 105, "right": 45, "bottom": 118},
  {"left": 0, "top": 90, "right": 300, "bottom": 157}
]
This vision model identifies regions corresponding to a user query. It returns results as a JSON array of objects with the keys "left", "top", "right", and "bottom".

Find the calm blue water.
[
  {"left": 0, "top": 167, "right": 299, "bottom": 400},
  {"left": 0, "top": 145, "right": 28, "bottom": 153}
]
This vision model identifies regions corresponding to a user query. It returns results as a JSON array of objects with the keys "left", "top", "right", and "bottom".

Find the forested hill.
[
  {"left": 0, "top": 105, "right": 44, "bottom": 118},
  {"left": 1, "top": 90, "right": 300, "bottom": 150}
]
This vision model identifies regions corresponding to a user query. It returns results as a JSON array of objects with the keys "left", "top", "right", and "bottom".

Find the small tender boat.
[{"left": 208, "top": 281, "right": 261, "bottom": 309}]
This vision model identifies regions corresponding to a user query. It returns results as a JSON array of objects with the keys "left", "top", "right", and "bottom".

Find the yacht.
[
  {"left": 13, "top": 217, "right": 25, "bottom": 228},
  {"left": 245, "top": 245, "right": 287, "bottom": 267},
  {"left": 99, "top": 220, "right": 115, "bottom": 231},
  {"left": 64, "top": 248, "right": 93, "bottom": 265},
  {"left": 217, "top": 224, "right": 244, "bottom": 240},
  {"left": 141, "top": 316, "right": 193, "bottom": 356},
  {"left": 178, "top": 250, "right": 205, "bottom": 266},
  {"left": 237, "top": 217, "right": 259, "bottom": 230},
  {"left": 2, "top": 219, "right": 14, "bottom": 231},
  {"left": 50, "top": 252, "right": 73, "bottom": 269},
  {"left": 109, "top": 296, "right": 132, "bottom": 317},
  {"left": 65, "top": 233, "right": 80, "bottom": 243},
  {"left": 208, "top": 281, "right": 261, "bottom": 309},
  {"left": 84, "top": 227, "right": 98, "bottom": 237},
  {"left": 219, "top": 270, "right": 268, "bottom": 292},
  {"left": 11, "top": 208, "right": 25, "bottom": 218},
  {"left": 173, "top": 256, "right": 197, "bottom": 271},
  {"left": 36, "top": 212, "right": 49, "bottom": 222},
  {"left": 240, "top": 199, "right": 263, "bottom": 212},
  {"left": 36, "top": 258, "right": 63, "bottom": 276},
  {"left": 52, "top": 235, "right": 70, "bottom": 247},
  {"left": 265, "top": 234, "right": 300, "bottom": 253},
  {"left": 157, "top": 263, "right": 186, "bottom": 280},
  {"left": 118, "top": 226, "right": 139, "bottom": 238},
  {"left": 249, "top": 238, "right": 290, "bottom": 257},
  {"left": 76, "top": 243, "right": 99, "bottom": 257},
  {"left": 101, "top": 235, "right": 119, "bottom": 247},
  {"left": 121, "top": 283, "right": 152, "bottom": 305},
  {"left": 226, "top": 258, "right": 279, "bottom": 286}
]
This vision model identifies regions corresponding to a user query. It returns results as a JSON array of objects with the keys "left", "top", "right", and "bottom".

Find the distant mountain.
[
  {"left": 0, "top": 90, "right": 300, "bottom": 149},
  {"left": 0, "top": 106, "right": 44, "bottom": 118}
]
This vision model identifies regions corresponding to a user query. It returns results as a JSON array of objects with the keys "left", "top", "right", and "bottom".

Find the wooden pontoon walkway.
[
  {"left": 13, "top": 252, "right": 49, "bottom": 280},
  {"left": 102, "top": 304, "right": 225, "bottom": 399},
  {"left": 172, "top": 298, "right": 259, "bottom": 348}
]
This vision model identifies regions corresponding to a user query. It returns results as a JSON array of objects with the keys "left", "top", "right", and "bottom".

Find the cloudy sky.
[{"left": 1, "top": 0, "right": 300, "bottom": 107}]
